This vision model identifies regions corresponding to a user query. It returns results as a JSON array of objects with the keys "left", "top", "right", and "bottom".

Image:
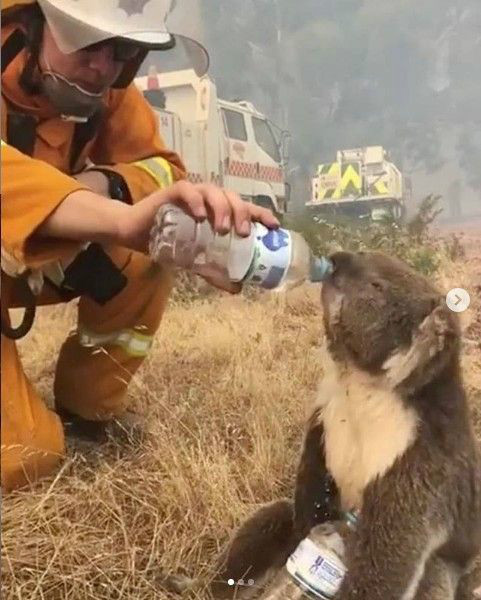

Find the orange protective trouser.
[{"left": 1, "top": 247, "right": 174, "bottom": 491}]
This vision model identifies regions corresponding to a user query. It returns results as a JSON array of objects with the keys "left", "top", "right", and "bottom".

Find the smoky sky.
[{"left": 142, "top": 0, "right": 481, "bottom": 214}]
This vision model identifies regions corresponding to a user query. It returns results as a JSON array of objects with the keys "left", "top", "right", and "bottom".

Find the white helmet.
[{"left": 36, "top": 0, "right": 209, "bottom": 75}]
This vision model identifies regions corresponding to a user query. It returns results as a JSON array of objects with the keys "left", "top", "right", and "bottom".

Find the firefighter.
[{"left": 1, "top": 0, "right": 279, "bottom": 491}]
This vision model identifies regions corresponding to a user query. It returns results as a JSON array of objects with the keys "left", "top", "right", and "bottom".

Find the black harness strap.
[
  {"left": 1, "top": 28, "right": 26, "bottom": 74},
  {"left": 6, "top": 111, "right": 37, "bottom": 155},
  {"left": 2, "top": 29, "right": 38, "bottom": 157},
  {"left": 0, "top": 276, "right": 37, "bottom": 341},
  {"left": 69, "top": 110, "right": 103, "bottom": 173}
]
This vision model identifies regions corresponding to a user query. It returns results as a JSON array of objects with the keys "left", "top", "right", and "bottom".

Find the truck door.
[
  {"left": 251, "top": 116, "right": 285, "bottom": 210},
  {"left": 155, "top": 110, "right": 182, "bottom": 156},
  {"left": 221, "top": 107, "right": 255, "bottom": 199}
]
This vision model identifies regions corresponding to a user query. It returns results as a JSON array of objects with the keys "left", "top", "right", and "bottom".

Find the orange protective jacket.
[{"left": 1, "top": 21, "right": 186, "bottom": 272}]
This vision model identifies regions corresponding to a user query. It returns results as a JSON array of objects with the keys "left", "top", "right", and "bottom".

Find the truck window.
[
  {"left": 366, "top": 162, "right": 385, "bottom": 176},
  {"left": 143, "top": 89, "right": 166, "bottom": 109},
  {"left": 252, "top": 117, "right": 281, "bottom": 163},
  {"left": 222, "top": 109, "right": 248, "bottom": 141}
]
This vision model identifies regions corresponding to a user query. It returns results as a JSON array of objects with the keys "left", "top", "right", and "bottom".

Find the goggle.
[{"left": 82, "top": 38, "right": 144, "bottom": 62}]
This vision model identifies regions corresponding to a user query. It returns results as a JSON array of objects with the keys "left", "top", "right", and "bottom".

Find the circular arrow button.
[{"left": 446, "top": 288, "right": 471, "bottom": 313}]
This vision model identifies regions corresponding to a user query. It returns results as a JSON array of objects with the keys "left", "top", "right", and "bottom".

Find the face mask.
[{"left": 40, "top": 54, "right": 105, "bottom": 121}]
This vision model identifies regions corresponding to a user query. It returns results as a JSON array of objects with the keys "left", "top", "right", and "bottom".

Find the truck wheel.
[{"left": 392, "top": 202, "right": 406, "bottom": 223}]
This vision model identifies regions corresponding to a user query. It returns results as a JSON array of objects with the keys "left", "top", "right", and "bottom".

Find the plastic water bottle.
[
  {"left": 148, "top": 204, "right": 333, "bottom": 291},
  {"left": 262, "top": 511, "right": 358, "bottom": 599}
]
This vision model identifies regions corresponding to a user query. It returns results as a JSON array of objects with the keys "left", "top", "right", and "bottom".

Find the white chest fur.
[{"left": 316, "top": 347, "right": 419, "bottom": 510}]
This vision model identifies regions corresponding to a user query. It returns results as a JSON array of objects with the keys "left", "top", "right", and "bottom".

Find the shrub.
[{"left": 284, "top": 195, "right": 463, "bottom": 276}]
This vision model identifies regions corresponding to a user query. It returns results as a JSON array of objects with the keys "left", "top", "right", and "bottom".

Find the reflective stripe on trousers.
[
  {"left": 133, "top": 156, "right": 173, "bottom": 189},
  {"left": 78, "top": 325, "right": 154, "bottom": 357}
]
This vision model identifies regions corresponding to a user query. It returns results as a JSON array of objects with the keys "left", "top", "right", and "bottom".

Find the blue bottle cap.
[{"left": 310, "top": 256, "right": 334, "bottom": 282}]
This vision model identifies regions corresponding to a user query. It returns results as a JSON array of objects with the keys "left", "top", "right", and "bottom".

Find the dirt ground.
[{"left": 1, "top": 228, "right": 481, "bottom": 599}]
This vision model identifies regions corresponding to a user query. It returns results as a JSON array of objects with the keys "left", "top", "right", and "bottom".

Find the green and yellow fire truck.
[{"left": 307, "top": 146, "right": 411, "bottom": 222}]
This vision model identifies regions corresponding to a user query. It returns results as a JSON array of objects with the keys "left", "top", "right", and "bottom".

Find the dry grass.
[{"left": 2, "top": 257, "right": 480, "bottom": 599}]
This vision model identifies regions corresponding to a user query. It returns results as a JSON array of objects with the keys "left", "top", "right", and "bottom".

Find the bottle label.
[
  {"left": 286, "top": 537, "right": 346, "bottom": 599},
  {"left": 243, "top": 224, "right": 292, "bottom": 289}
]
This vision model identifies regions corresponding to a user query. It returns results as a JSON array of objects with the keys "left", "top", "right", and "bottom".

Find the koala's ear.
[{"left": 382, "top": 303, "right": 458, "bottom": 391}]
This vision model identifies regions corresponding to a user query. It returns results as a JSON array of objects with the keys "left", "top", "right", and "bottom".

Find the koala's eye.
[{"left": 370, "top": 280, "right": 385, "bottom": 292}]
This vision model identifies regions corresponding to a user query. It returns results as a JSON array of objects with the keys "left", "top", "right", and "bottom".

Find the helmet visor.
[
  {"left": 137, "top": 35, "right": 210, "bottom": 78},
  {"left": 37, "top": 0, "right": 209, "bottom": 75}
]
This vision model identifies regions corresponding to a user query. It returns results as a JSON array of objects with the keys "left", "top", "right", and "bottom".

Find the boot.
[{"left": 55, "top": 405, "right": 144, "bottom": 445}]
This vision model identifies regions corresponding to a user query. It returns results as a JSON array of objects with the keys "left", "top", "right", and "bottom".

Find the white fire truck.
[{"left": 135, "top": 66, "right": 290, "bottom": 217}]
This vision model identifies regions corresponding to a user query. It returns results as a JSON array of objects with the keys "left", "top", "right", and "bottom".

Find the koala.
[{"left": 203, "top": 251, "right": 481, "bottom": 600}]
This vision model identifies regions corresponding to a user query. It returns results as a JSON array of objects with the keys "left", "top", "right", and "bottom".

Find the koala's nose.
[{"left": 329, "top": 251, "right": 356, "bottom": 274}]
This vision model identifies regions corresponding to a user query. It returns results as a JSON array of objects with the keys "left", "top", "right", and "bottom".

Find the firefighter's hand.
[
  {"left": 145, "top": 181, "right": 280, "bottom": 236},
  {"left": 116, "top": 181, "right": 280, "bottom": 253}
]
